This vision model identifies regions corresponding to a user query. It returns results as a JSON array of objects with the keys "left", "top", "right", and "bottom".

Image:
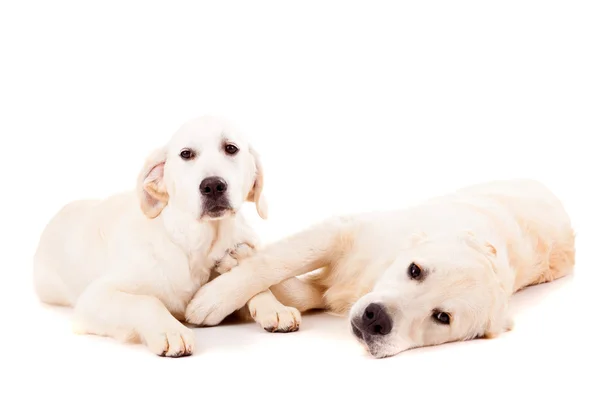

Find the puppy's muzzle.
[{"left": 351, "top": 303, "right": 392, "bottom": 341}]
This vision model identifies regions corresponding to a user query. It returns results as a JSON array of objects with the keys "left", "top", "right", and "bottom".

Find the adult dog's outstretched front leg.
[
  {"left": 73, "top": 281, "right": 195, "bottom": 357},
  {"left": 185, "top": 217, "right": 355, "bottom": 326}
]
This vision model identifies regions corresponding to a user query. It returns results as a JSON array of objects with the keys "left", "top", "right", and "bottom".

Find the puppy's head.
[
  {"left": 349, "top": 231, "right": 514, "bottom": 358},
  {"left": 137, "top": 116, "right": 267, "bottom": 221}
]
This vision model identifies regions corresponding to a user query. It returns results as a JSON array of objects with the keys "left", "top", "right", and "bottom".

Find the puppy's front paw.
[
  {"left": 213, "top": 243, "right": 255, "bottom": 274},
  {"left": 250, "top": 303, "right": 301, "bottom": 333},
  {"left": 143, "top": 324, "right": 195, "bottom": 357},
  {"left": 214, "top": 253, "right": 237, "bottom": 274},
  {"left": 230, "top": 243, "right": 255, "bottom": 259}
]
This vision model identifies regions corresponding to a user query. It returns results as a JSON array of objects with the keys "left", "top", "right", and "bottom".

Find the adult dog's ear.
[
  {"left": 408, "top": 231, "right": 428, "bottom": 247},
  {"left": 137, "top": 147, "right": 168, "bottom": 219},
  {"left": 481, "top": 284, "right": 514, "bottom": 339},
  {"left": 463, "top": 230, "right": 497, "bottom": 258},
  {"left": 462, "top": 231, "right": 514, "bottom": 339},
  {"left": 246, "top": 145, "right": 268, "bottom": 219}
]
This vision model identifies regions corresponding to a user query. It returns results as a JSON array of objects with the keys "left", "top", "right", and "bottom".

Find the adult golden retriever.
[{"left": 185, "top": 179, "right": 575, "bottom": 358}]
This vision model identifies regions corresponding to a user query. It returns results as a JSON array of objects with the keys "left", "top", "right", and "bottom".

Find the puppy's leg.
[
  {"left": 244, "top": 289, "right": 301, "bottom": 332},
  {"left": 186, "top": 217, "right": 354, "bottom": 326},
  {"left": 74, "top": 282, "right": 195, "bottom": 357},
  {"left": 33, "top": 260, "right": 72, "bottom": 307},
  {"left": 234, "top": 278, "right": 325, "bottom": 332}
]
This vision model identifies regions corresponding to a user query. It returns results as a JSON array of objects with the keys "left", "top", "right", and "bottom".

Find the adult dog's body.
[
  {"left": 34, "top": 116, "right": 300, "bottom": 357},
  {"left": 186, "top": 179, "right": 575, "bottom": 358}
]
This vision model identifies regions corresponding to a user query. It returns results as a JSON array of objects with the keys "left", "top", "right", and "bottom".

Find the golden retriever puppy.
[
  {"left": 185, "top": 179, "right": 575, "bottom": 358},
  {"left": 33, "top": 115, "right": 299, "bottom": 357}
]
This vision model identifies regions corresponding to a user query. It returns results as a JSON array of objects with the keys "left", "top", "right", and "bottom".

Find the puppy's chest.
[
  {"left": 167, "top": 223, "right": 228, "bottom": 285},
  {"left": 157, "top": 251, "right": 214, "bottom": 317},
  {"left": 160, "top": 220, "right": 242, "bottom": 315},
  {"left": 164, "top": 237, "right": 237, "bottom": 310},
  {"left": 187, "top": 251, "right": 216, "bottom": 286}
]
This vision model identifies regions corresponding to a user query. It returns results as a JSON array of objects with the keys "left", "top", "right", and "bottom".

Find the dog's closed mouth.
[
  {"left": 208, "top": 206, "right": 229, "bottom": 213},
  {"left": 202, "top": 205, "right": 232, "bottom": 218},
  {"left": 351, "top": 321, "right": 364, "bottom": 341},
  {"left": 352, "top": 320, "right": 386, "bottom": 357}
]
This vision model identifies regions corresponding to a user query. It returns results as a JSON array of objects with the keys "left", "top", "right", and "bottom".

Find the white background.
[{"left": 1, "top": 1, "right": 598, "bottom": 399}]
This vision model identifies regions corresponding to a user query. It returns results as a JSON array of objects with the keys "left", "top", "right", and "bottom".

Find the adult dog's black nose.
[
  {"left": 200, "top": 177, "right": 228, "bottom": 198},
  {"left": 359, "top": 303, "right": 392, "bottom": 336}
]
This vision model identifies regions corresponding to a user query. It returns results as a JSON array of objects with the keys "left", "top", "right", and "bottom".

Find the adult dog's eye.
[
  {"left": 180, "top": 149, "right": 195, "bottom": 160},
  {"left": 408, "top": 262, "right": 422, "bottom": 279},
  {"left": 224, "top": 144, "right": 239, "bottom": 155},
  {"left": 432, "top": 311, "right": 451, "bottom": 325}
]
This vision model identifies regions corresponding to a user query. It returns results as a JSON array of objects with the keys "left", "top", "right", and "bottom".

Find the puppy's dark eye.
[
  {"left": 224, "top": 144, "right": 239, "bottom": 155},
  {"left": 408, "top": 263, "right": 422, "bottom": 279},
  {"left": 433, "top": 311, "right": 451, "bottom": 325},
  {"left": 180, "top": 149, "right": 195, "bottom": 160}
]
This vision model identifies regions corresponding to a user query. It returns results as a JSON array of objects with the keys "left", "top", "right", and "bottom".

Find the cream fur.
[
  {"left": 33, "top": 115, "right": 299, "bottom": 357},
  {"left": 185, "top": 179, "right": 575, "bottom": 358}
]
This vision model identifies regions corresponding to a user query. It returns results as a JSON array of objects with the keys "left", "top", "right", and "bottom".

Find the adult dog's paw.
[
  {"left": 186, "top": 261, "right": 258, "bottom": 326},
  {"left": 185, "top": 284, "right": 241, "bottom": 326}
]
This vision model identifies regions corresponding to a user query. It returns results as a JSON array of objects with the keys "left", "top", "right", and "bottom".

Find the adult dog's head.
[
  {"left": 349, "top": 231, "right": 514, "bottom": 358},
  {"left": 137, "top": 116, "right": 267, "bottom": 221}
]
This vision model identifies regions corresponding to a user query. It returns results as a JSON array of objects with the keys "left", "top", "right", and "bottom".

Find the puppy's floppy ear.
[
  {"left": 246, "top": 145, "right": 268, "bottom": 219},
  {"left": 137, "top": 147, "right": 168, "bottom": 219}
]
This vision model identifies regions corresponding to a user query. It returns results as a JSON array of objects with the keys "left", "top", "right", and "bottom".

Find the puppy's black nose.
[
  {"left": 360, "top": 303, "right": 392, "bottom": 336},
  {"left": 200, "top": 177, "right": 228, "bottom": 198}
]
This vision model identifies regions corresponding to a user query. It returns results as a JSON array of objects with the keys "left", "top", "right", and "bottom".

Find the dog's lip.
[
  {"left": 200, "top": 205, "right": 233, "bottom": 220},
  {"left": 351, "top": 320, "right": 364, "bottom": 341},
  {"left": 352, "top": 321, "right": 389, "bottom": 358},
  {"left": 206, "top": 205, "right": 229, "bottom": 213}
]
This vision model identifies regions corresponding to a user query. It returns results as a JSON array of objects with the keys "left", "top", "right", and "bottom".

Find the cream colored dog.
[
  {"left": 33, "top": 115, "right": 300, "bottom": 357},
  {"left": 185, "top": 179, "right": 575, "bottom": 358}
]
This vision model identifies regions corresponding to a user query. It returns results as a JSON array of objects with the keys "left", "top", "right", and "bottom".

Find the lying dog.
[
  {"left": 33, "top": 115, "right": 300, "bottom": 357},
  {"left": 185, "top": 179, "right": 575, "bottom": 358}
]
